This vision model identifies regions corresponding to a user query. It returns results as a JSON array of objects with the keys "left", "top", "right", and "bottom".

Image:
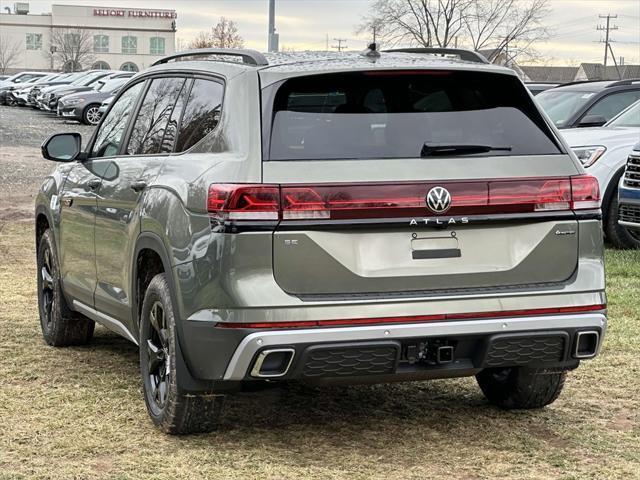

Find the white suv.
[{"left": 561, "top": 100, "right": 640, "bottom": 248}]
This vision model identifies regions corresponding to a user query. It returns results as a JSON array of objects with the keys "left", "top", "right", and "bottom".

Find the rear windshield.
[{"left": 263, "top": 71, "right": 562, "bottom": 161}]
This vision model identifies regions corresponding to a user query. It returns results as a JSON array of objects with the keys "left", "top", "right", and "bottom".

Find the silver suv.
[{"left": 36, "top": 47, "right": 606, "bottom": 434}]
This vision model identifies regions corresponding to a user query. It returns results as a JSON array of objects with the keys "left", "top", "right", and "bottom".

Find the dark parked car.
[
  {"left": 27, "top": 72, "right": 85, "bottom": 107},
  {"left": 58, "top": 76, "right": 132, "bottom": 124},
  {"left": 38, "top": 70, "right": 114, "bottom": 111},
  {"left": 536, "top": 79, "right": 640, "bottom": 129}
]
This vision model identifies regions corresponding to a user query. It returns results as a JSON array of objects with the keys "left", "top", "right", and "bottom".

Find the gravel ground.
[{"left": 0, "top": 105, "right": 95, "bottom": 222}]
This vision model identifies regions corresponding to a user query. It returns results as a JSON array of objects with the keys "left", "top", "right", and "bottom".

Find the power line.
[{"left": 331, "top": 38, "right": 347, "bottom": 52}]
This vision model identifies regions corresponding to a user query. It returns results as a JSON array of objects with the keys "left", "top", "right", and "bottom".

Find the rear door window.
[
  {"left": 126, "top": 77, "right": 187, "bottom": 155},
  {"left": 583, "top": 90, "right": 640, "bottom": 123},
  {"left": 265, "top": 71, "right": 562, "bottom": 160},
  {"left": 175, "top": 79, "right": 223, "bottom": 152}
]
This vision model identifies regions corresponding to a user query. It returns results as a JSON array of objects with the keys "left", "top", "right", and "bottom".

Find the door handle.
[
  {"left": 130, "top": 179, "right": 148, "bottom": 192},
  {"left": 86, "top": 178, "right": 101, "bottom": 190}
]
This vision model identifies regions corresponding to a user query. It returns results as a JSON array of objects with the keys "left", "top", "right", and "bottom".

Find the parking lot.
[{"left": 0, "top": 106, "right": 639, "bottom": 479}]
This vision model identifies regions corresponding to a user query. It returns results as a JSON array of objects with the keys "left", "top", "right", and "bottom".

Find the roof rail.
[
  {"left": 152, "top": 48, "right": 269, "bottom": 67},
  {"left": 604, "top": 78, "right": 640, "bottom": 88},
  {"left": 383, "top": 47, "right": 489, "bottom": 64},
  {"left": 553, "top": 79, "right": 603, "bottom": 87}
]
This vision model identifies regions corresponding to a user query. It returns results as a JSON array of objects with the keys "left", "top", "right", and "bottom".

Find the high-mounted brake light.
[{"left": 207, "top": 176, "right": 600, "bottom": 223}]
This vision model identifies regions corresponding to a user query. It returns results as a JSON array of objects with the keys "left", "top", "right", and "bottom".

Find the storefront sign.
[{"left": 93, "top": 8, "right": 177, "bottom": 19}]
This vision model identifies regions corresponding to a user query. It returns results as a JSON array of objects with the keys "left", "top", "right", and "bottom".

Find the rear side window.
[
  {"left": 127, "top": 77, "right": 187, "bottom": 155},
  {"left": 175, "top": 79, "right": 223, "bottom": 152},
  {"left": 265, "top": 71, "right": 562, "bottom": 160},
  {"left": 583, "top": 90, "right": 640, "bottom": 123}
]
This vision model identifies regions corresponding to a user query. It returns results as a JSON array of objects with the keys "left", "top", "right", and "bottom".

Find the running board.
[{"left": 72, "top": 300, "right": 138, "bottom": 345}]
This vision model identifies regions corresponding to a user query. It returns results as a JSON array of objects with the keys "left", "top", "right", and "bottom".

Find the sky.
[{"left": 2, "top": 0, "right": 639, "bottom": 65}]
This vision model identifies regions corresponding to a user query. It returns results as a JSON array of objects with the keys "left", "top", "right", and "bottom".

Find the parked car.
[
  {"left": 97, "top": 94, "right": 115, "bottom": 116},
  {"left": 58, "top": 76, "right": 132, "bottom": 124},
  {"left": 561, "top": 99, "right": 640, "bottom": 248},
  {"left": 536, "top": 79, "right": 640, "bottom": 129},
  {"left": 36, "top": 47, "right": 605, "bottom": 434},
  {"left": 617, "top": 143, "right": 640, "bottom": 237},
  {"left": 0, "top": 71, "right": 51, "bottom": 104},
  {"left": 0, "top": 71, "right": 49, "bottom": 88},
  {"left": 27, "top": 72, "right": 85, "bottom": 107},
  {"left": 525, "top": 82, "right": 560, "bottom": 96},
  {"left": 4, "top": 73, "right": 62, "bottom": 106},
  {"left": 0, "top": 75, "right": 9, "bottom": 81},
  {"left": 37, "top": 70, "right": 112, "bottom": 111}
]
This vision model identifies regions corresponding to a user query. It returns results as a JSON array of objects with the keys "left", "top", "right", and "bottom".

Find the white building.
[{"left": 0, "top": 3, "right": 177, "bottom": 73}]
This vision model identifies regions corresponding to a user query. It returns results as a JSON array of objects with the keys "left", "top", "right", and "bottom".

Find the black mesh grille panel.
[
  {"left": 486, "top": 335, "right": 565, "bottom": 367},
  {"left": 302, "top": 345, "right": 398, "bottom": 378}
]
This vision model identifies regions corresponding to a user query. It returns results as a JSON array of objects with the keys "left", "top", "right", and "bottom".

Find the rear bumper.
[{"left": 179, "top": 312, "right": 606, "bottom": 386}]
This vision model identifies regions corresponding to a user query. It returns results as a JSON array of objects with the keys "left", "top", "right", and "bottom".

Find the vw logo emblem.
[{"left": 426, "top": 186, "right": 452, "bottom": 213}]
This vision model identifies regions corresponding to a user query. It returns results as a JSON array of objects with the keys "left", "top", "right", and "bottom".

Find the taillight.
[
  {"left": 208, "top": 176, "right": 600, "bottom": 224},
  {"left": 207, "top": 184, "right": 279, "bottom": 221},
  {"left": 571, "top": 175, "right": 600, "bottom": 209}
]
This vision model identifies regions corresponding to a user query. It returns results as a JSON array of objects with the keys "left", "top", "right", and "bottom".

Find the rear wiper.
[{"left": 421, "top": 143, "right": 512, "bottom": 157}]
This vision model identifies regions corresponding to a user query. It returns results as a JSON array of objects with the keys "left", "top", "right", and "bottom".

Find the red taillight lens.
[
  {"left": 207, "top": 184, "right": 280, "bottom": 220},
  {"left": 571, "top": 175, "right": 600, "bottom": 209},
  {"left": 488, "top": 178, "right": 571, "bottom": 212},
  {"left": 208, "top": 177, "right": 600, "bottom": 223}
]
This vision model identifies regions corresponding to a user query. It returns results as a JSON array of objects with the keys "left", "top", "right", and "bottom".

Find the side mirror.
[
  {"left": 41, "top": 132, "right": 82, "bottom": 162},
  {"left": 578, "top": 115, "right": 607, "bottom": 127}
]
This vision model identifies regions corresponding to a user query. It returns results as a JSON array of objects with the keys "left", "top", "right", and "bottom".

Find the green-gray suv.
[{"left": 35, "top": 47, "right": 606, "bottom": 434}]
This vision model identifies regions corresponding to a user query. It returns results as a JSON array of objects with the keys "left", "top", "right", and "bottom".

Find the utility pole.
[
  {"left": 326, "top": 33, "right": 329, "bottom": 51},
  {"left": 331, "top": 38, "right": 347, "bottom": 52},
  {"left": 597, "top": 14, "right": 618, "bottom": 71}
]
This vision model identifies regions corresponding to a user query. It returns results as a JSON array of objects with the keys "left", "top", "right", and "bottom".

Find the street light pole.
[{"left": 268, "top": 0, "right": 279, "bottom": 52}]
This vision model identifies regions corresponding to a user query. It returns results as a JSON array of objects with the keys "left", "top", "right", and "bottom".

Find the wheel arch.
[
  {"left": 131, "top": 232, "right": 211, "bottom": 392},
  {"left": 602, "top": 165, "right": 626, "bottom": 225}
]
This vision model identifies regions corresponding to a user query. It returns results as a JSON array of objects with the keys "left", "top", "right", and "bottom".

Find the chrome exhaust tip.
[
  {"left": 574, "top": 331, "right": 599, "bottom": 359},
  {"left": 250, "top": 348, "right": 295, "bottom": 378}
]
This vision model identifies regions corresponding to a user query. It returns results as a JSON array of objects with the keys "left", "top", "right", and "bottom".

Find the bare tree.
[
  {"left": 464, "top": 0, "right": 549, "bottom": 63},
  {"left": 46, "top": 28, "right": 95, "bottom": 72},
  {"left": 358, "top": 0, "right": 472, "bottom": 48},
  {"left": 0, "top": 34, "right": 22, "bottom": 75},
  {"left": 188, "top": 31, "right": 214, "bottom": 49},
  {"left": 211, "top": 17, "right": 244, "bottom": 49},
  {"left": 358, "top": 0, "right": 550, "bottom": 62},
  {"left": 188, "top": 17, "right": 244, "bottom": 50}
]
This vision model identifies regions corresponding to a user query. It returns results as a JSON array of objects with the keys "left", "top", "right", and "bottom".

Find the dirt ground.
[
  {"left": 0, "top": 105, "right": 93, "bottom": 222},
  {"left": 0, "top": 106, "right": 639, "bottom": 479}
]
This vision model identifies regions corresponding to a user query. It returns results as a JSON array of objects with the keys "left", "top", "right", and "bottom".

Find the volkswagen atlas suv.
[{"left": 35, "top": 47, "right": 606, "bottom": 434}]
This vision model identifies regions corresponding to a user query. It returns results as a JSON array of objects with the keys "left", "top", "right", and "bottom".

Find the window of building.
[
  {"left": 64, "top": 33, "right": 80, "bottom": 48},
  {"left": 127, "top": 77, "right": 187, "bottom": 155},
  {"left": 175, "top": 79, "right": 224, "bottom": 152},
  {"left": 94, "top": 35, "right": 109, "bottom": 53},
  {"left": 91, "top": 82, "right": 145, "bottom": 158},
  {"left": 92, "top": 61, "right": 111, "bottom": 70},
  {"left": 26, "top": 33, "right": 42, "bottom": 50},
  {"left": 150, "top": 37, "right": 165, "bottom": 55},
  {"left": 120, "top": 62, "right": 139, "bottom": 72},
  {"left": 122, "top": 36, "right": 137, "bottom": 54}
]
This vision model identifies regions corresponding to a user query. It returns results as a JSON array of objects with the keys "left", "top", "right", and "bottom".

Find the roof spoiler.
[
  {"left": 383, "top": 48, "right": 490, "bottom": 64},
  {"left": 152, "top": 48, "right": 269, "bottom": 67}
]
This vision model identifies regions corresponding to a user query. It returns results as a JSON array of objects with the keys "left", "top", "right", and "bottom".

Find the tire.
[
  {"left": 604, "top": 190, "right": 640, "bottom": 249},
  {"left": 476, "top": 367, "right": 566, "bottom": 409},
  {"left": 139, "top": 273, "right": 224, "bottom": 434},
  {"left": 37, "top": 229, "right": 95, "bottom": 346},
  {"left": 82, "top": 104, "right": 101, "bottom": 125}
]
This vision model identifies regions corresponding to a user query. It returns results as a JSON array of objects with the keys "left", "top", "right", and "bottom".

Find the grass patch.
[{"left": 0, "top": 221, "right": 638, "bottom": 479}]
